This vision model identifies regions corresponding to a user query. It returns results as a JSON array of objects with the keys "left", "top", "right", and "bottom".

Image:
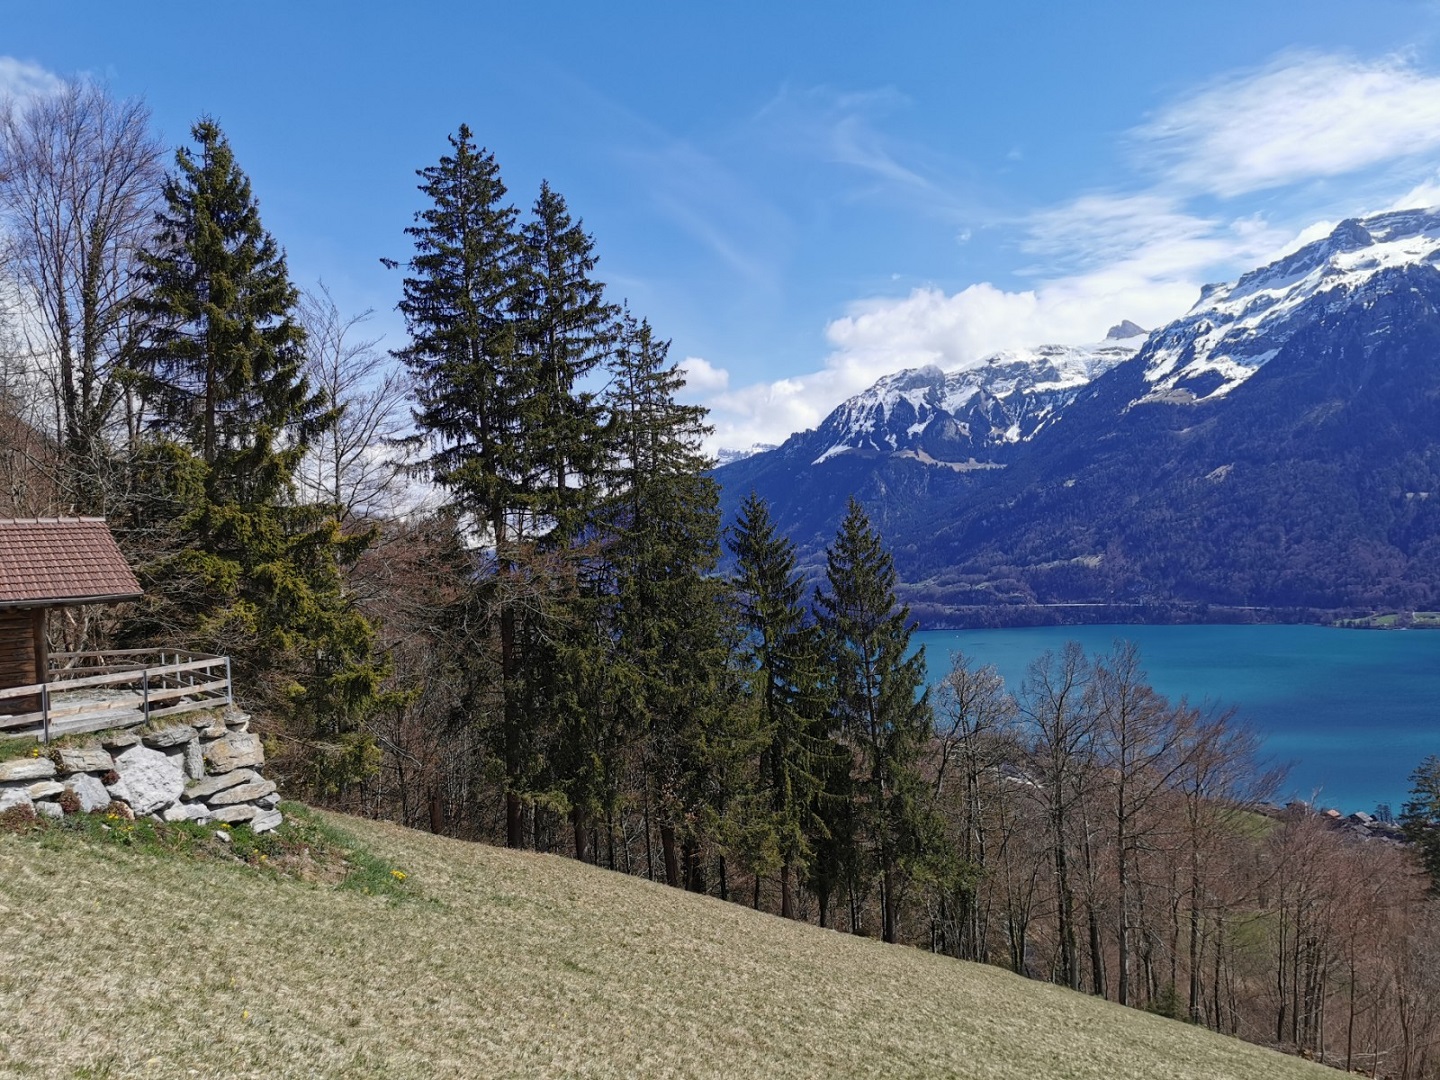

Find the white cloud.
[
  {"left": 1135, "top": 52, "right": 1440, "bottom": 198},
  {"left": 0, "top": 57, "right": 63, "bottom": 102},
  {"left": 678, "top": 356, "right": 729, "bottom": 394},
  {"left": 1385, "top": 171, "right": 1440, "bottom": 213},
  {"left": 704, "top": 273, "right": 1192, "bottom": 452},
  {"left": 704, "top": 192, "right": 1306, "bottom": 451},
  {"left": 703, "top": 50, "right": 1440, "bottom": 454}
]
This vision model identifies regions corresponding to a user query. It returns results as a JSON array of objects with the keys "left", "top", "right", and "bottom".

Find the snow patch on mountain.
[
  {"left": 803, "top": 330, "right": 1147, "bottom": 466},
  {"left": 715, "top": 443, "right": 778, "bottom": 466},
  {"left": 1136, "top": 208, "right": 1440, "bottom": 405}
]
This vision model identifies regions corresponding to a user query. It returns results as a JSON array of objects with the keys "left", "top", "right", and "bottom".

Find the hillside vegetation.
[{"left": 0, "top": 810, "right": 1338, "bottom": 1080}]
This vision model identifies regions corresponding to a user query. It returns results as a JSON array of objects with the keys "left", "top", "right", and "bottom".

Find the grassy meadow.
[{"left": 0, "top": 808, "right": 1337, "bottom": 1080}]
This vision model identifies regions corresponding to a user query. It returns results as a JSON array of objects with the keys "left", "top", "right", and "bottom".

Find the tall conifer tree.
[
  {"left": 136, "top": 119, "right": 388, "bottom": 793},
  {"left": 393, "top": 125, "right": 537, "bottom": 846},
  {"left": 728, "top": 492, "right": 834, "bottom": 917},
  {"left": 601, "top": 313, "right": 728, "bottom": 889},
  {"left": 141, "top": 119, "right": 322, "bottom": 499},
  {"left": 517, "top": 181, "right": 615, "bottom": 540},
  {"left": 816, "top": 498, "right": 935, "bottom": 943}
]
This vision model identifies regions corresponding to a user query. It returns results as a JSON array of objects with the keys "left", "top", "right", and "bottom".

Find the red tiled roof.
[{"left": 0, "top": 518, "right": 142, "bottom": 608}]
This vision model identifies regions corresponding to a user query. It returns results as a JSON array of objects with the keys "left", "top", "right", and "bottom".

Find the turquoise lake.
[{"left": 914, "top": 625, "right": 1440, "bottom": 815}]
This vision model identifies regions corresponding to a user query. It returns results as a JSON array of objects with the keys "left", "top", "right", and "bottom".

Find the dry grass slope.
[{"left": 0, "top": 811, "right": 1335, "bottom": 1080}]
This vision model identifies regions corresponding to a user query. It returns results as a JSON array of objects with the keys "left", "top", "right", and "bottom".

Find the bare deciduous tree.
[
  {"left": 0, "top": 79, "right": 163, "bottom": 512},
  {"left": 295, "top": 282, "right": 413, "bottom": 521}
]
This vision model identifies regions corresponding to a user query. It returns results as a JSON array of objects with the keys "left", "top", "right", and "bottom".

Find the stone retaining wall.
[{"left": 0, "top": 706, "right": 281, "bottom": 831}]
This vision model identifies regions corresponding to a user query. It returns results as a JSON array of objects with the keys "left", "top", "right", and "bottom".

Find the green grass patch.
[
  {"left": 276, "top": 801, "right": 414, "bottom": 898},
  {"left": 1333, "top": 610, "right": 1440, "bottom": 628},
  {"left": 0, "top": 799, "right": 416, "bottom": 900},
  {"left": 1219, "top": 806, "right": 1277, "bottom": 840},
  {"left": 0, "top": 735, "right": 43, "bottom": 764}
]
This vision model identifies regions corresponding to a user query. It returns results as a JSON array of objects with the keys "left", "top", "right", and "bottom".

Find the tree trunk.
[
  {"left": 571, "top": 805, "right": 590, "bottom": 862},
  {"left": 682, "top": 835, "right": 705, "bottom": 893},
  {"left": 881, "top": 857, "right": 898, "bottom": 944},
  {"left": 506, "top": 791, "right": 524, "bottom": 850},
  {"left": 659, "top": 821, "right": 681, "bottom": 888},
  {"left": 780, "top": 858, "right": 794, "bottom": 919}
]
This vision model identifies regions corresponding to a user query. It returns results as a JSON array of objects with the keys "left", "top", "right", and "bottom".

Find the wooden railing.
[{"left": 0, "top": 650, "right": 232, "bottom": 742}]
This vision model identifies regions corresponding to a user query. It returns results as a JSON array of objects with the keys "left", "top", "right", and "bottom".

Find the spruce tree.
[
  {"left": 601, "top": 312, "right": 729, "bottom": 889},
  {"left": 816, "top": 497, "right": 935, "bottom": 943},
  {"left": 396, "top": 131, "right": 624, "bottom": 848},
  {"left": 727, "top": 491, "right": 834, "bottom": 917},
  {"left": 511, "top": 182, "right": 622, "bottom": 858},
  {"left": 141, "top": 119, "right": 324, "bottom": 500},
  {"left": 516, "top": 181, "right": 616, "bottom": 540},
  {"left": 394, "top": 126, "right": 535, "bottom": 844},
  {"left": 394, "top": 124, "right": 526, "bottom": 539},
  {"left": 135, "top": 119, "right": 389, "bottom": 793},
  {"left": 1401, "top": 755, "right": 1440, "bottom": 891}
]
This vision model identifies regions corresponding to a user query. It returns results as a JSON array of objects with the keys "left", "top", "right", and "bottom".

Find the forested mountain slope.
[{"left": 0, "top": 809, "right": 1340, "bottom": 1080}]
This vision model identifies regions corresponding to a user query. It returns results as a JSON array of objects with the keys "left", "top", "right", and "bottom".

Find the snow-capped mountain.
[
  {"left": 788, "top": 323, "right": 1148, "bottom": 468},
  {"left": 1135, "top": 209, "right": 1440, "bottom": 404},
  {"left": 714, "top": 443, "right": 778, "bottom": 466},
  {"left": 715, "top": 206, "right": 1440, "bottom": 617}
]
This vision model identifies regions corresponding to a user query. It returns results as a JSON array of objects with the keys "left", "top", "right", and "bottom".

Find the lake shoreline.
[{"left": 906, "top": 600, "right": 1438, "bottom": 632}]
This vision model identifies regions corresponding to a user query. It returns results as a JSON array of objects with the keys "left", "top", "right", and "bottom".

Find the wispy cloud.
[
  {"left": 622, "top": 138, "right": 792, "bottom": 290},
  {"left": 750, "top": 84, "right": 985, "bottom": 218},
  {"left": 1134, "top": 52, "right": 1440, "bottom": 198}
]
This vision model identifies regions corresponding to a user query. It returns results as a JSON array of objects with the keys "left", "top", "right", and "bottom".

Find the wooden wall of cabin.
[{"left": 0, "top": 608, "right": 44, "bottom": 713}]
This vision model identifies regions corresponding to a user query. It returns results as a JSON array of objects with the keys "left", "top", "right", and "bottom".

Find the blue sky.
[{"left": 9, "top": 1, "right": 1440, "bottom": 449}]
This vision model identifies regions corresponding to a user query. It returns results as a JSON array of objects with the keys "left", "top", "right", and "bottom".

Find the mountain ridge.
[{"left": 715, "top": 207, "right": 1440, "bottom": 619}]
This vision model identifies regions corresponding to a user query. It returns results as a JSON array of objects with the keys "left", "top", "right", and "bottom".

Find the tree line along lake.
[{"left": 914, "top": 623, "right": 1440, "bottom": 815}]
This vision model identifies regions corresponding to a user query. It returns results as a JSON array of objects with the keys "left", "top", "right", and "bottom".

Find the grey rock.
[
  {"left": 162, "top": 802, "right": 211, "bottom": 824},
  {"left": 207, "top": 779, "right": 278, "bottom": 807},
  {"left": 54, "top": 746, "right": 113, "bottom": 774},
  {"left": 214, "top": 829, "right": 231, "bottom": 843},
  {"left": 204, "top": 732, "right": 264, "bottom": 774},
  {"left": 183, "top": 769, "right": 257, "bottom": 801},
  {"left": 142, "top": 725, "right": 199, "bottom": 749},
  {"left": 251, "top": 808, "right": 283, "bottom": 834},
  {"left": 0, "top": 758, "right": 55, "bottom": 783},
  {"left": 35, "top": 800, "right": 62, "bottom": 818},
  {"left": 209, "top": 803, "right": 259, "bottom": 825},
  {"left": 183, "top": 739, "right": 205, "bottom": 781},
  {"left": 63, "top": 773, "right": 111, "bottom": 813},
  {"left": 27, "top": 781, "right": 64, "bottom": 799},
  {"left": 200, "top": 724, "right": 227, "bottom": 738},
  {"left": 258, "top": 793, "right": 280, "bottom": 809},
  {"left": 100, "top": 729, "right": 141, "bottom": 749},
  {"left": 108, "top": 743, "right": 185, "bottom": 815},
  {"left": 226, "top": 716, "right": 250, "bottom": 733},
  {"left": 0, "top": 788, "right": 33, "bottom": 814}
]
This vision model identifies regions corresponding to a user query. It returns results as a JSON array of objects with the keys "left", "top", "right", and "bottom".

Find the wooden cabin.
[
  {"left": 0, "top": 518, "right": 142, "bottom": 708},
  {"left": 0, "top": 518, "right": 233, "bottom": 741}
]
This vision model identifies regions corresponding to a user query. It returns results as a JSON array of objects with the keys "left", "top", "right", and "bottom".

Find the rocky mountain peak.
[{"left": 1105, "top": 320, "right": 1147, "bottom": 340}]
